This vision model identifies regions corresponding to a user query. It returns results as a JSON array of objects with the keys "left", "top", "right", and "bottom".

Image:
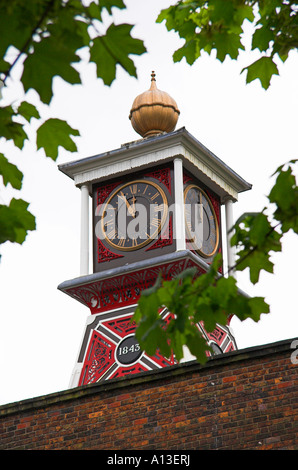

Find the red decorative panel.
[
  {"left": 65, "top": 257, "right": 206, "bottom": 315},
  {"left": 207, "top": 326, "right": 225, "bottom": 343},
  {"left": 183, "top": 173, "right": 193, "bottom": 185},
  {"left": 197, "top": 322, "right": 236, "bottom": 356},
  {"left": 78, "top": 310, "right": 176, "bottom": 386},
  {"left": 225, "top": 342, "right": 235, "bottom": 353},
  {"left": 96, "top": 181, "right": 120, "bottom": 206},
  {"left": 96, "top": 182, "right": 124, "bottom": 264},
  {"left": 97, "top": 238, "right": 124, "bottom": 263},
  {"left": 79, "top": 330, "right": 116, "bottom": 385},
  {"left": 144, "top": 167, "right": 171, "bottom": 194},
  {"left": 109, "top": 364, "right": 148, "bottom": 380},
  {"left": 103, "top": 316, "right": 137, "bottom": 338}
]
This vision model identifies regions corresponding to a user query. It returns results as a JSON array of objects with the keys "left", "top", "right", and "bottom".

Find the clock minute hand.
[{"left": 120, "top": 192, "right": 135, "bottom": 217}]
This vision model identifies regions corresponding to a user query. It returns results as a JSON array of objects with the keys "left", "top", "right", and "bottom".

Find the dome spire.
[{"left": 129, "top": 71, "right": 180, "bottom": 138}]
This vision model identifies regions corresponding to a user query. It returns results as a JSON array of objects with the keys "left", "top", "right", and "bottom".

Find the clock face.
[
  {"left": 101, "top": 179, "right": 168, "bottom": 251},
  {"left": 184, "top": 184, "right": 219, "bottom": 257}
]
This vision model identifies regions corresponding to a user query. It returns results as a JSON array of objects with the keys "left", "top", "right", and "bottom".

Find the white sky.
[{"left": 0, "top": 0, "right": 297, "bottom": 406}]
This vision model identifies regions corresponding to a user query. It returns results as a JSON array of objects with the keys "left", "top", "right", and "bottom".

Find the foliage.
[
  {"left": 157, "top": 0, "right": 298, "bottom": 89},
  {"left": 0, "top": 0, "right": 146, "bottom": 247},
  {"left": 133, "top": 160, "right": 298, "bottom": 362}
]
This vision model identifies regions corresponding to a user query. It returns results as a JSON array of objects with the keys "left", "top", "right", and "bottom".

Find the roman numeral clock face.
[
  {"left": 184, "top": 184, "right": 219, "bottom": 258},
  {"left": 101, "top": 179, "right": 168, "bottom": 251}
]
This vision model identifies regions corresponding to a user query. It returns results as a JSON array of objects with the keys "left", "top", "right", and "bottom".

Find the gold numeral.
[
  {"left": 107, "top": 229, "right": 116, "bottom": 239},
  {"left": 117, "top": 237, "right": 125, "bottom": 247},
  {"left": 150, "top": 192, "right": 159, "bottom": 201},
  {"left": 154, "top": 204, "right": 164, "bottom": 212},
  {"left": 151, "top": 217, "right": 159, "bottom": 227},
  {"left": 130, "top": 184, "right": 138, "bottom": 194}
]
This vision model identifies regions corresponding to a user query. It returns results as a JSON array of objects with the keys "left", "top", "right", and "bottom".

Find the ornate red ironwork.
[
  {"left": 109, "top": 364, "right": 148, "bottom": 380},
  {"left": 197, "top": 322, "right": 236, "bottom": 356},
  {"left": 104, "top": 317, "right": 137, "bottom": 338},
  {"left": 96, "top": 181, "right": 120, "bottom": 206},
  {"left": 183, "top": 172, "right": 193, "bottom": 185},
  {"left": 97, "top": 238, "right": 124, "bottom": 263},
  {"left": 66, "top": 257, "right": 206, "bottom": 315},
  {"left": 78, "top": 311, "right": 176, "bottom": 386},
  {"left": 144, "top": 167, "right": 171, "bottom": 194},
  {"left": 79, "top": 330, "right": 116, "bottom": 385}
]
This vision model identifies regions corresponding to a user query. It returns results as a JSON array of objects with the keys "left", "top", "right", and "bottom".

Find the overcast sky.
[{"left": 0, "top": 0, "right": 297, "bottom": 406}]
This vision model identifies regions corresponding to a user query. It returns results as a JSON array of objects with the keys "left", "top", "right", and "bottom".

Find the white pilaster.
[
  {"left": 174, "top": 157, "right": 186, "bottom": 251},
  {"left": 80, "top": 183, "right": 89, "bottom": 276},
  {"left": 225, "top": 198, "right": 236, "bottom": 277}
]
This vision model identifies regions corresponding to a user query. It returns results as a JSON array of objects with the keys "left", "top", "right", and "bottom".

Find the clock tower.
[{"left": 58, "top": 72, "right": 251, "bottom": 388}]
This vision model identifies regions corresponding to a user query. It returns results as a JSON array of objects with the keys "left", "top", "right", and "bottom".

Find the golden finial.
[{"left": 129, "top": 71, "right": 180, "bottom": 138}]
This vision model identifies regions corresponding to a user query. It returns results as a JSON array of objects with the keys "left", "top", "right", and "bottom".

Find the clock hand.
[
  {"left": 132, "top": 195, "right": 136, "bottom": 214},
  {"left": 120, "top": 192, "right": 135, "bottom": 217}
]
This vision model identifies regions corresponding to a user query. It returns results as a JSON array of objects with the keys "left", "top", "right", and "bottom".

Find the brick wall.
[{"left": 0, "top": 338, "right": 297, "bottom": 450}]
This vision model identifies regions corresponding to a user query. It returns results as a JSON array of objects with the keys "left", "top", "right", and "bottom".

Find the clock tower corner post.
[
  {"left": 224, "top": 197, "right": 237, "bottom": 278},
  {"left": 173, "top": 157, "right": 186, "bottom": 252},
  {"left": 80, "top": 183, "right": 90, "bottom": 276}
]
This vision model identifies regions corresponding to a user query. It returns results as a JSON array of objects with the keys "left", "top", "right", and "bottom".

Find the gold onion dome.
[{"left": 129, "top": 71, "right": 180, "bottom": 138}]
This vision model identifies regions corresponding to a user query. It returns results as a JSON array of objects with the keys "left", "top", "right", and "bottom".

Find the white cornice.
[{"left": 58, "top": 128, "right": 252, "bottom": 202}]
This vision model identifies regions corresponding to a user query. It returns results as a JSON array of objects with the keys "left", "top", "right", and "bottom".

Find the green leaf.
[
  {"left": 248, "top": 297, "right": 270, "bottom": 322},
  {"left": 0, "top": 3, "right": 32, "bottom": 58},
  {"left": 211, "top": 275, "right": 237, "bottom": 307},
  {"left": 98, "top": 0, "right": 126, "bottom": 14},
  {"left": 36, "top": 118, "right": 79, "bottom": 160},
  {"left": 174, "top": 266, "right": 197, "bottom": 281},
  {"left": 0, "top": 153, "right": 23, "bottom": 189},
  {"left": 17, "top": 101, "right": 40, "bottom": 123},
  {"left": 90, "top": 24, "right": 146, "bottom": 85},
  {"left": 22, "top": 36, "right": 81, "bottom": 104},
  {"left": 209, "top": 0, "right": 236, "bottom": 24},
  {"left": 237, "top": 250, "right": 274, "bottom": 284},
  {"left": 0, "top": 106, "right": 27, "bottom": 149},
  {"left": 173, "top": 40, "right": 199, "bottom": 65},
  {"left": 233, "top": 3, "right": 254, "bottom": 25},
  {"left": 269, "top": 166, "right": 296, "bottom": 212},
  {"left": 186, "top": 330, "right": 209, "bottom": 364},
  {"left": 269, "top": 163, "right": 298, "bottom": 234},
  {"left": 242, "top": 56, "right": 279, "bottom": 89},
  {"left": 0, "top": 198, "right": 36, "bottom": 245},
  {"left": 215, "top": 31, "right": 244, "bottom": 61},
  {"left": 249, "top": 212, "right": 273, "bottom": 245},
  {"left": 252, "top": 26, "right": 274, "bottom": 52},
  {"left": 135, "top": 312, "right": 171, "bottom": 358}
]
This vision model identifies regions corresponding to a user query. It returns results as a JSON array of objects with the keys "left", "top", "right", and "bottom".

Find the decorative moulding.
[{"left": 58, "top": 128, "right": 252, "bottom": 203}]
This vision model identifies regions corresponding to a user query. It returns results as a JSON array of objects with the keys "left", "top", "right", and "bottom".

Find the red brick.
[{"left": 224, "top": 375, "right": 238, "bottom": 383}]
